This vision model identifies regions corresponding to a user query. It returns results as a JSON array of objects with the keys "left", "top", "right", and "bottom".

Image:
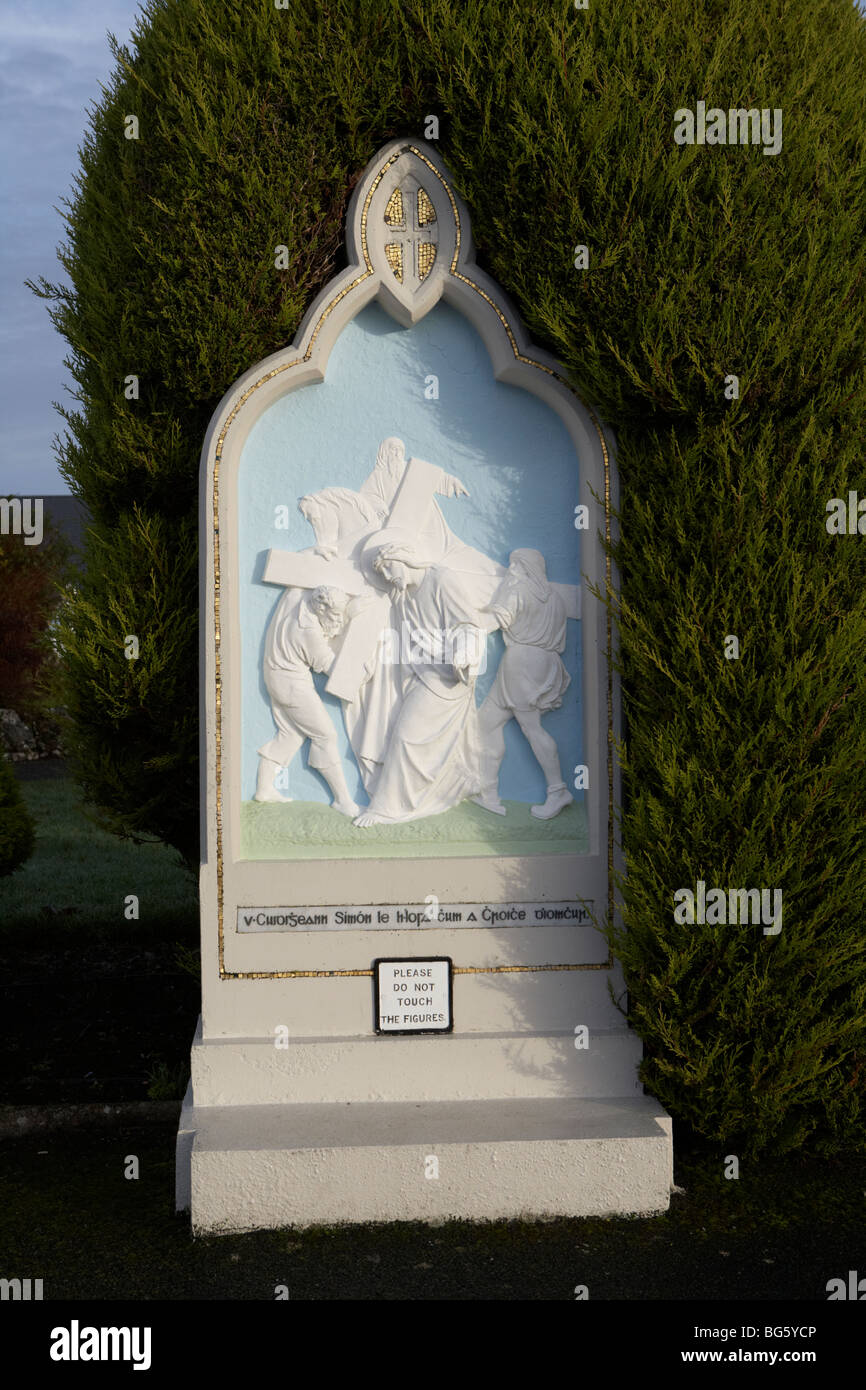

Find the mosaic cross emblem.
[{"left": 383, "top": 181, "right": 439, "bottom": 287}]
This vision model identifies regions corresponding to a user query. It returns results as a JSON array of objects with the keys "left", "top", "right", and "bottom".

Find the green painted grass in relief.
[{"left": 239, "top": 798, "right": 589, "bottom": 860}]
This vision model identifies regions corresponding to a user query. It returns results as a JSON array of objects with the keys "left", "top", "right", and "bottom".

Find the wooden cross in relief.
[
  {"left": 262, "top": 458, "right": 449, "bottom": 701},
  {"left": 262, "top": 457, "right": 581, "bottom": 703}
]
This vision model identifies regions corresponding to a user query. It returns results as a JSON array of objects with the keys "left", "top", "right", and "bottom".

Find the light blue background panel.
[{"left": 238, "top": 300, "right": 584, "bottom": 825}]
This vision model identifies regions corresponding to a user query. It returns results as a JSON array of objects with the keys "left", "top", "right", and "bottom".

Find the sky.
[{"left": 0, "top": 0, "right": 144, "bottom": 495}]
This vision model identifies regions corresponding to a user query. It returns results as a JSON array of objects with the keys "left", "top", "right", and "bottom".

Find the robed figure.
[{"left": 353, "top": 543, "right": 493, "bottom": 825}]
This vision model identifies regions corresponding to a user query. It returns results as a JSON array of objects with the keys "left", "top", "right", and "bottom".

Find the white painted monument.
[{"left": 177, "top": 138, "right": 672, "bottom": 1231}]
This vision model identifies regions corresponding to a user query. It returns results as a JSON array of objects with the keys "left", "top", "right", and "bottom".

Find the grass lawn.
[
  {"left": 1, "top": 765, "right": 199, "bottom": 1104},
  {"left": 0, "top": 765, "right": 198, "bottom": 932}
]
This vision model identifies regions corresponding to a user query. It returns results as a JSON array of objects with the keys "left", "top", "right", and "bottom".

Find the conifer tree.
[{"left": 30, "top": 0, "right": 866, "bottom": 1152}]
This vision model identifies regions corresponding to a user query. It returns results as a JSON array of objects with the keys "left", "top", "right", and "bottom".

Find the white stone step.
[
  {"left": 190, "top": 1027, "right": 644, "bottom": 1106},
  {"left": 177, "top": 1090, "right": 673, "bottom": 1232},
  {"left": 201, "top": 965, "right": 628, "bottom": 1036}
]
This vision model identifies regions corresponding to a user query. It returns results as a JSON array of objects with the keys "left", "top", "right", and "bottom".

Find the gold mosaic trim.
[
  {"left": 384, "top": 242, "right": 403, "bottom": 282},
  {"left": 213, "top": 143, "right": 615, "bottom": 979},
  {"left": 417, "top": 241, "right": 436, "bottom": 280},
  {"left": 224, "top": 961, "right": 612, "bottom": 980},
  {"left": 384, "top": 187, "right": 404, "bottom": 226},
  {"left": 417, "top": 187, "right": 436, "bottom": 226}
]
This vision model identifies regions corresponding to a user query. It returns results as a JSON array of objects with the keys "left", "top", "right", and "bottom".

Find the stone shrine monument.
[{"left": 176, "top": 139, "right": 673, "bottom": 1231}]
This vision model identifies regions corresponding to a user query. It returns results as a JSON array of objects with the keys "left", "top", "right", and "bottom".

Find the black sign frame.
[{"left": 373, "top": 956, "right": 454, "bottom": 1035}]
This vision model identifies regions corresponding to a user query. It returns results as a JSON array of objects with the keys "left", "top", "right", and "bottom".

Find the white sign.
[
  {"left": 237, "top": 900, "right": 595, "bottom": 931},
  {"left": 375, "top": 958, "right": 452, "bottom": 1033}
]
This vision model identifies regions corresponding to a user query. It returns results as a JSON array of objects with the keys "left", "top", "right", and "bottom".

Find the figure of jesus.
[
  {"left": 255, "top": 584, "right": 360, "bottom": 817},
  {"left": 353, "top": 543, "right": 487, "bottom": 826},
  {"left": 473, "top": 549, "right": 574, "bottom": 820}
]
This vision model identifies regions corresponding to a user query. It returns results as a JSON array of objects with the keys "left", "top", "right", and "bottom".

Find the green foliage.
[
  {"left": 0, "top": 505, "right": 71, "bottom": 719},
  {"left": 145, "top": 1058, "right": 189, "bottom": 1101},
  {"left": 30, "top": 0, "right": 866, "bottom": 1152},
  {"left": 0, "top": 751, "right": 36, "bottom": 877},
  {"left": 173, "top": 941, "right": 200, "bottom": 979}
]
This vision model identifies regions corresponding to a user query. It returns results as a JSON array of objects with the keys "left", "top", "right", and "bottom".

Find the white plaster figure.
[
  {"left": 255, "top": 584, "right": 359, "bottom": 816},
  {"left": 259, "top": 439, "right": 578, "bottom": 827},
  {"left": 297, "top": 438, "right": 468, "bottom": 567},
  {"left": 352, "top": 542, "right": 488, "bottom": 825},
  {"left": 473, "top": 549, "right": 574, "bottom": 820},
  {"left": 298, "top": 487, "right": 385, "bottom": 559},
  {"left": 358, "top": 436, "right": 469, "bottom": 537},
  {"left": 274, "top": 438, "right": 501, "bottom": 792}
]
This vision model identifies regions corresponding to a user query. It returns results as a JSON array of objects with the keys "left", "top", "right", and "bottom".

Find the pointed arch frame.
[{"left": 199, "top": 139, "right": 621, "bottom": 981}]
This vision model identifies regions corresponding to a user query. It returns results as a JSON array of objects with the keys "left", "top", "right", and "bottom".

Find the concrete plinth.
[{"left": 177, "top": 1021, "right": 673, "bottom": 1233}]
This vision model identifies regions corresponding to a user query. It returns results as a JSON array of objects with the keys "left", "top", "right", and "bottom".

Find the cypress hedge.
[{"left": 31, "top": 0, "right": 866, "bottom": 1154}]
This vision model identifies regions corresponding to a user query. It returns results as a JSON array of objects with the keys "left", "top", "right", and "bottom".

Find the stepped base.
[
  {"left": 189, "top": 1023, "right": 645, "bottom": 1104},
  {"left": 177, "top": 1089, "right": 673, "bottom": 1233}
]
